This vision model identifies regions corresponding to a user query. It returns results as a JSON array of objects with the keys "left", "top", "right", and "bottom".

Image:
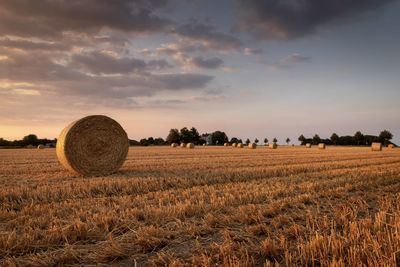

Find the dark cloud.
[
  {"left": 0, "top": 38, "right": 69, "bottom": 51},
  {"left": 0, "top": 0, "right": 171, "bottom": 39},
  {"left": 239, "top": 0, "right": 394, "bottom": 39},
  {"left": 70, "top": 51, "right": 172, "bottom": 74},
  {"left": 174, "top": 22, "right": 243, "bottom": 51},
  {"left": 190, "top": 56, "right": 224, "bottom": 69}
]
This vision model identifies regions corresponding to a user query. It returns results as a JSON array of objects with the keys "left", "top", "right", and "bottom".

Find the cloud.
[
  {"left": 190, "top": 56, "right": 224, "bottom": 69},
  {"left": 272, "top": 53, "right": 310, "bottom": 69},
  {"left": 70, "top": 51, "right": 173, "bottom": 74},
  {"left": 0, "top": 0, "right": 172, "bottom": 39},
  {"left": 0, "top": 37, "right": 69, "bottom": 51},
  {"left": 238, "top": 0, "right": 394, "bottom": 40},
  {"left": 244, "top": 47, "right": 263, "bottom": 55}
]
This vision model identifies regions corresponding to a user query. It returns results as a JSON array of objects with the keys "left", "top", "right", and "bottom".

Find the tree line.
[
  {"left": 297, "top": 130, "right": 394, "bottom": 146},
  {"left": 0, "top": 129, "right": 395, "bottom": 148}
]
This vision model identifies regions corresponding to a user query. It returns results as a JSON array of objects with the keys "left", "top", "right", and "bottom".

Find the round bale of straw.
[
  {"left": 371, "top": 142, "right": 382, "bottom": 151},
  {"left": 305, "top": 143, "right": 312, "bottom": 148},
  {"left": 237, "top": 143, "right": 243, "bottom": 148},
  {"left": 180, "top": 143, "right": 186, "bottom": 148},
  {"left": 248, "top": 143, "right": 256, "bottom": 149},
  {"left": 37, "top": 144, "right": 45, "bottom": 149},
  {"left": 203, "top": 143, "right": 206, "bottom": 146},
  {"left": 388, "top": 144, "right": 394, "bottom": 149},
  {"left": 318, "top": 143, "right": 326, "bottom": 149},
  {"left": 231, "top": 143, "right": 237, "bottom": 147},
  {"left": 56, "top": 115, "right": 129, "bottom": 176},
  {"left": 171, "top": 143, "right": 178, "bottom": 147},
  {"left": 187, "top": 143, "right": 195, "bottom": 149},
  {"left": 224, "top": 143, "right": 229, "bottom": 147},
  {"left": 269, "top": 143, "right": 277, "bottom": 149}
]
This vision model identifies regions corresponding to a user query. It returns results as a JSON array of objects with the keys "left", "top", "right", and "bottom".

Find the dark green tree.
[
  {"left": 166, "top": 128, "right": 180, "bottom": 144},
  {"left": 273, "top": 138, "right": 278, "bottom": 144},
  {"left": 230, "top": 137, "right": 240, "bottom": 144},
  {"left": 264, "top": 138, "right": 268, "bottom": 144},
  {"left": 353, "top": 131, "right": 364, "bottom": 146},
  {"left": 379, "top": 130, "right": 393, "bottom": 145},
  {"left": 312, "top": 134, "right": 321, "bottom": 145},
  {"left": 286, "top": 138, "right": 290, "bottom": 145},
  {"left": 189, "top": 127, "right": 201, "bottom": 144},
  {"left": 330, "top": 133, "right": 339, "bottom": 145},
  {"left": 298, "top": 134, "right": 306, "bottom": 145},
  {"left": 22, "top": 134, "right": 38, "bottom": 146},
  {"left": 254, "top": 138, "right": 259, "bottom": 144},
  {"left": 211, "top": 131, "right": 229, "bottom": 145},
  {"left": 245, "top": 138, "right": 250, "bottom": 145}
]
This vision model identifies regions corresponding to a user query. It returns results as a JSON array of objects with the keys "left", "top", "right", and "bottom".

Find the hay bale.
[
  {"left": 318, "top": 143, "right": 326, "bottom": 149},
  {"left": 37, "top": 144, "right": 45, "bottom": 149},
  {"left": 237, "top": 143, "right": 243, "bottom": 148},
  {"left": 305, "top": 143, "right": 312, "bottom": 148},
  {"left": 180, "top": 143, "right": 186, "bottom": 148},
  {"left": 388, "top": 144, "right": 394, "bottom": 149},
  {"left": 371, "top": 142, "right": 382, "bottom": 151},
  {"left": 269, "top": 143, "right": 277, "bottom": 149},
  {"left": 203, "top": 143, "right": 206, "bottom": 146},
  {"left": 187, "top": 143, "right": 195, "bottom": 149},
  {"left": 26, "top": 145, "right": 34, "bottom": 149},
  {"left": 248, "top": 143, "right": 256, "bottom": 149},
  {"left": 56, "top": 115, "right": 129, "bottom": 176},
  {"left": 231, "top": 143, "right": 237, "bottom": 147},
  {"left": 171, "top": 143, "right": 178, "bottom": 147},
  {"left": 224, "top": 143, "right": 229, "bottom": 147}
]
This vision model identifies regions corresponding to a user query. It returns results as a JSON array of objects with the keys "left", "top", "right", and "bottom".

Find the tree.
[
  {"left": 298, "top": 135, "right": 306, "bottom": 145},
  {"left": 179, "top": 127, "right": 191, "bottom": 143},
  {"left": 353, "top": 131, "right": 364, "bottom": 146},
  {"left": 230, "top": 137, "right": 240, "bottom": 144},
  {"left": 312, "top": 134, "right": 321, "bottom": 145},
  {"left": 245, "top": 138, "right": 250, "bottom": 145},
  {"left": 254, "top": 138, "right": 259, "bottom": 144},
  {"left": 139, "top": 138, "right": 149, "bottom": 146},
  {"left": 211, "top": 131, "right": 229, "bottom": 145},
  {"left": 147, "top": 137, "right": 155, "bottom": 145},
  {"left": 154, "top": 137, "right": 165, "bottom": 145},
  {"left": 330, "top": 133, "right": 339, "bottom": 145},
  {"left": 189, "top": 127, "right": 201, "bottom": 144},
  {"left": 273, "top": 138, "right": 277, "bottom": 144},
  {"left": 286, "top": 138, "right": 290, "bottom": 145},
  {"left": 379, "top": 130, "right": 393, "bottom": 145},
  {"left": 166, "top": 129, "right": 180, "bottom": 144},
  {"left": 264, "top": 138, "right": 268, "bottom": 144},
  {"left": 22, "top": 134, "right": 38, "bottom": 146}
]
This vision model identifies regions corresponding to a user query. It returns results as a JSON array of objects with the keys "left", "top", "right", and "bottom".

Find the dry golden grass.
[{"left": 0, "top": 146, "right": 399, "bottom": 266}]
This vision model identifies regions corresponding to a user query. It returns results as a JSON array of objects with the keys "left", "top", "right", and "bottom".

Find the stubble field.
[{"left": 0, "top": 146, "right": 399, "bottom": 266}]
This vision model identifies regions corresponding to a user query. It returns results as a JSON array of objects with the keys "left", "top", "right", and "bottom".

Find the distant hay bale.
[
  {"left": 237, "top": 143, "right": 243, "bottom": 148},
  {"left": 56, "top": 115, "right": 129, "bottom": 176},
  {"left": 292, "top": 144, "right": 295, "bottom": 147},
  {"left": 180, "top": 143, "right": 186, "bottom": 148},
  {"left": 248, "top": 143, "right": 256, "bottom": 149},
  {"left": 187, "top": 143, "right": 195, "bottom": 149},
  {"left": 203, "top": 143, "right": 206, "bottom": 146},
  {"left": 269, "top": 143, "right": 277, "bottom": 149},
  {"left": 388, "top": 144, "right": 394, "bottom": 149},
  {"left": 305, "top": 143, "right": 312, "bottom": 148},
  {"left": 26, "top": 145, "right": 34, "bottom": 149},
  {"left": 224, "top": 143, "right": 229, "bottom": 147},
  {"left": 171, "top": 143, "right": 178, "bottom": 147},
  {"left": 371, "top": 142, "right": 382, "bottom": 151},
  {"left": 231, "top": 143, "right": 237, "bottom": 147},
  {"left": 37, "top": 144, "right": 45, "bottom": 149},
  {"left": 318, "top": 143, "right": 326, "bottom": 149}
]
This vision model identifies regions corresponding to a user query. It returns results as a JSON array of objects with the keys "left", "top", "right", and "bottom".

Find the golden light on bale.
[
  {"left": 305, "top": 143, "right": 312, "bottom": 148},
  {"left": 171, "top": 143, "right": 178, "bottom": 147},
  {"left": 37, "top": 144, "right": 45, "bottom": 149},
  {"left": 371, "top": 142, "right": 382, "bottom": 151},
  {"left": 388, "top": 144, "right": 394, "bottom": 149},
  {"left": 180, "top": 143, "right": 186, "bottom": 148},
  {"left": 269, "top": 143, "right": 277, "bottom": 149},
  {"left": 224, "top": 143, "right": 229, "bottom": 147},
  {"left": 248, "top": 143, "right": 256, "bottom": 149},
  {"left": 56, "top": 115, "right": 129, "bottom": 177},
  {"left": 187, "top": 143, "right": 195, "bottom": 149},
  {"left": 203, "top": 143, "right": 206, "bottom": 146},
  {"left": 231, "top": 143, "right": 237, "bottom": 147},
  {"left": 318, "top": 143, "right": 326, "bottom": 149},
  {"left": 237, "top": 143, "right": 243, "bottom": 148}
]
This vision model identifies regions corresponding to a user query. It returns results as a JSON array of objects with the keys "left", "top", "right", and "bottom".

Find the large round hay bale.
[
  {"left": 318, "top": 143, "right": 326, "bottom": 149},
  {"left": 371, "top": 142, "right": 382, "bottom": 151},
  {"left": 231, "top": 143, "right": 237, "bottom": 147},
  {"left": 224, "top": 143, "right": 229, "bottom": 147},
  {"left": 248, "top": 143, "right": 256, "bottom": 149},
  {"left": 203, "top": 143, "right": 206, "bottom": 146},
  {"left": 56, "top": 115, "right": 129, "bottom": 176},
  {"left": 187, "top": 143, "right": 195, "bottom": 149},
  {"left": 171, "top": 143, "right": 178, "bottom": 147},
  {"left": 37, "top": 144, "right": 45, "bottom": 149},
  {"left": 388, "top": 144, "right": 394, "bottom": 149},
  {"left": 180, "top": 143, "right": 186, "bottom": 148},
  {"left": 237, "top": 143, "right": 243, "bottom": 148},
  {"left": 305, "top": 143, "right": 312, "bottom": 148},
  {"left": 269, "top": 143, "right": 277, "bottom": 149}
]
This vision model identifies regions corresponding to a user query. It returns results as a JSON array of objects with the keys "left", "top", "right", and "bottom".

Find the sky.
[{"left": 0, "top": 0, "right": 399, "bottom": 144}]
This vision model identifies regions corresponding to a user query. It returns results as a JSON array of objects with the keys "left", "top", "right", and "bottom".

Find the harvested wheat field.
[{"left": 0, "top": 146, "right": 400, "bottom": 266}]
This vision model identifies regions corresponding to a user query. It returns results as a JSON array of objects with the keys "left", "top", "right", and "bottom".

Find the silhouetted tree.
[
  {"left": 211, "top": 131, "right": 229, "bottom": 145},
  {"left": 312, "top": 134, "right": 321, "bottom": 145},
  {"left": 353, "top": 131, "right": 364, "bottom": 146},
  {"left": 189, "top": 127, "right": 201, "bottom": 144},
  {"left": 154, "top": 137, "right": 165, "bottom": 145},
  {"left": 230, "top": 137, "right": 240, "bottom": 144},
  {"left": 273, "top": 138, "right": 278, "bottom": 144},
  {"left": 298, "top": 135, "right": 306, "bottom": 145},
  {"left": 245, "top": 138, "right": 250, "bottom": 145},
  {"left": 166, "top": 129, "right": 180, "bottom": 144},
  {"left": 264, "top": 138, "right": 268, "bottom": 144},
  {"left": 139, "top": 138, "right": 149, "bottom": 146},
  {"left": 379, "top": 130, "right": 393, "bottom": 145},
  {"left": 22, "top": 134, "right": 38, "bottom": 146},
  {"left": 254, "top": 138, "right": 259, "bottom": 144},
  {"left": 286, "top": 138, "right": 290, "bottom": 145},
  {"left": 330, "top": 133, "right": 339, "bottom": 145}
]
